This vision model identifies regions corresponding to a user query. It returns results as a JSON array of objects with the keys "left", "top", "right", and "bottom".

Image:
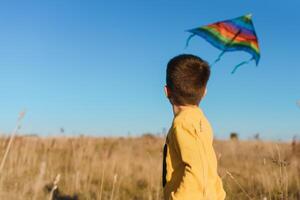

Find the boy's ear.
[
  {"left": 164, "top": 85, "right": 170, "bottom": 98},
  {"left": 203, "top": 87, "right": 207, "bottom": 98}
]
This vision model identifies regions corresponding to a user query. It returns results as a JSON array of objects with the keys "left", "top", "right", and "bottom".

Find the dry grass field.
[{"left": 0, "top": 135, "right": 299, "bottom": 200}]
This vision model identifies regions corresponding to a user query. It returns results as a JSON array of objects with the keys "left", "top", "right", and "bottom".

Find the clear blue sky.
[{"left": 0, "top": 0, "right": 299, "bottom": 139}]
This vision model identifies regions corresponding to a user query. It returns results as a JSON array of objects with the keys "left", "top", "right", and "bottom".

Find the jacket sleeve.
[{"left": 170, "top": 123, "right": 207, "bottom": 200}]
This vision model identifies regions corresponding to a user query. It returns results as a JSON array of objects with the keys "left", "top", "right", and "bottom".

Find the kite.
[{"left": 186, "top": 14, "right": 260, "bottom": 73}]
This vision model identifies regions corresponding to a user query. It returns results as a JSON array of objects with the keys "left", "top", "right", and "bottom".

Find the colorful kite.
[{"left": 186, "top": 14, "right": 260, "bottom": 73}]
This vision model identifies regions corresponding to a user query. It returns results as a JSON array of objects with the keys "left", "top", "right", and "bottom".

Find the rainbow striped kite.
[{"left": 186, "top": 14, "right": 260, "bottom": 73}]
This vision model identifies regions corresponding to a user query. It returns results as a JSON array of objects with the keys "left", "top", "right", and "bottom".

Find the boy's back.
[
  {"left": 162, "top": 54, "right": 225, "bottom": 200},
  {"left": 163, "top": 106, "right": 225, "bottom": 199}
]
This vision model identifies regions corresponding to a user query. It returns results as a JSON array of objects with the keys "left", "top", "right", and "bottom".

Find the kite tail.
[
  {"left": 231, "top": 57, "right": 254, "bottom": 74},
  {"left": 210, "top": 50, "right": 226, "bottom": 67},
  {"left": 185, "top": 33, "right": 196, "bottom": 49}
]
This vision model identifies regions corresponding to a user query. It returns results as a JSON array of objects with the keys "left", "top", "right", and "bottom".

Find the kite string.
[{"left": 231, "top": 57, "right": 254, "bottom": 74}]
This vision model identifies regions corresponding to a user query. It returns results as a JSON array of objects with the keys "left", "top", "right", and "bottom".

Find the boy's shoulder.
[
  {"left": 173, "top": 107, "right": 203, "bottom": 126},
  {"left": 171, "top": 107, "right": 204, "bottom": 134},
  {"left": 170, "top": 106, "right": 213, "bottom": 139}
]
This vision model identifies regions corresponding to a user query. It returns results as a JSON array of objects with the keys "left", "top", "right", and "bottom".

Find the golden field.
[{"left": 0, "top": 135, "right": 299, "bottom": 200}]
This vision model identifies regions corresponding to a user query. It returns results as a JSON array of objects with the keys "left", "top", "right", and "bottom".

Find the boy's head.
[{"left": 165, "top": 54, "right": 210, "bottom": 106}]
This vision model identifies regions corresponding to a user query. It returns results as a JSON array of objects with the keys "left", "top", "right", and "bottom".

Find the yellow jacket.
[{"left": 163, "top": 106, "right": 225, "bottom": 200}]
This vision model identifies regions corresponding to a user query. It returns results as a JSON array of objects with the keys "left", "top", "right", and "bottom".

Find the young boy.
[{"left": 162, "top": 54, "right": 226, "bottom": 200}]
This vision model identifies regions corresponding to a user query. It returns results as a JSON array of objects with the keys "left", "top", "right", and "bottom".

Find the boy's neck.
[{"left": 172, "top": 104, "right": 199, "bottom": 116}]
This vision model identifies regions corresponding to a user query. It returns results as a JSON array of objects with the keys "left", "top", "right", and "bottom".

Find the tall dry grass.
[{"left": 0, "top": 135, "right": 299, "bottom": 200}]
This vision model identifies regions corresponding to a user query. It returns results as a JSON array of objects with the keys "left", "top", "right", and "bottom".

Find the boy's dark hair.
[{"left": 166, "top": 54, "right": 210, "bottom": 105}]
